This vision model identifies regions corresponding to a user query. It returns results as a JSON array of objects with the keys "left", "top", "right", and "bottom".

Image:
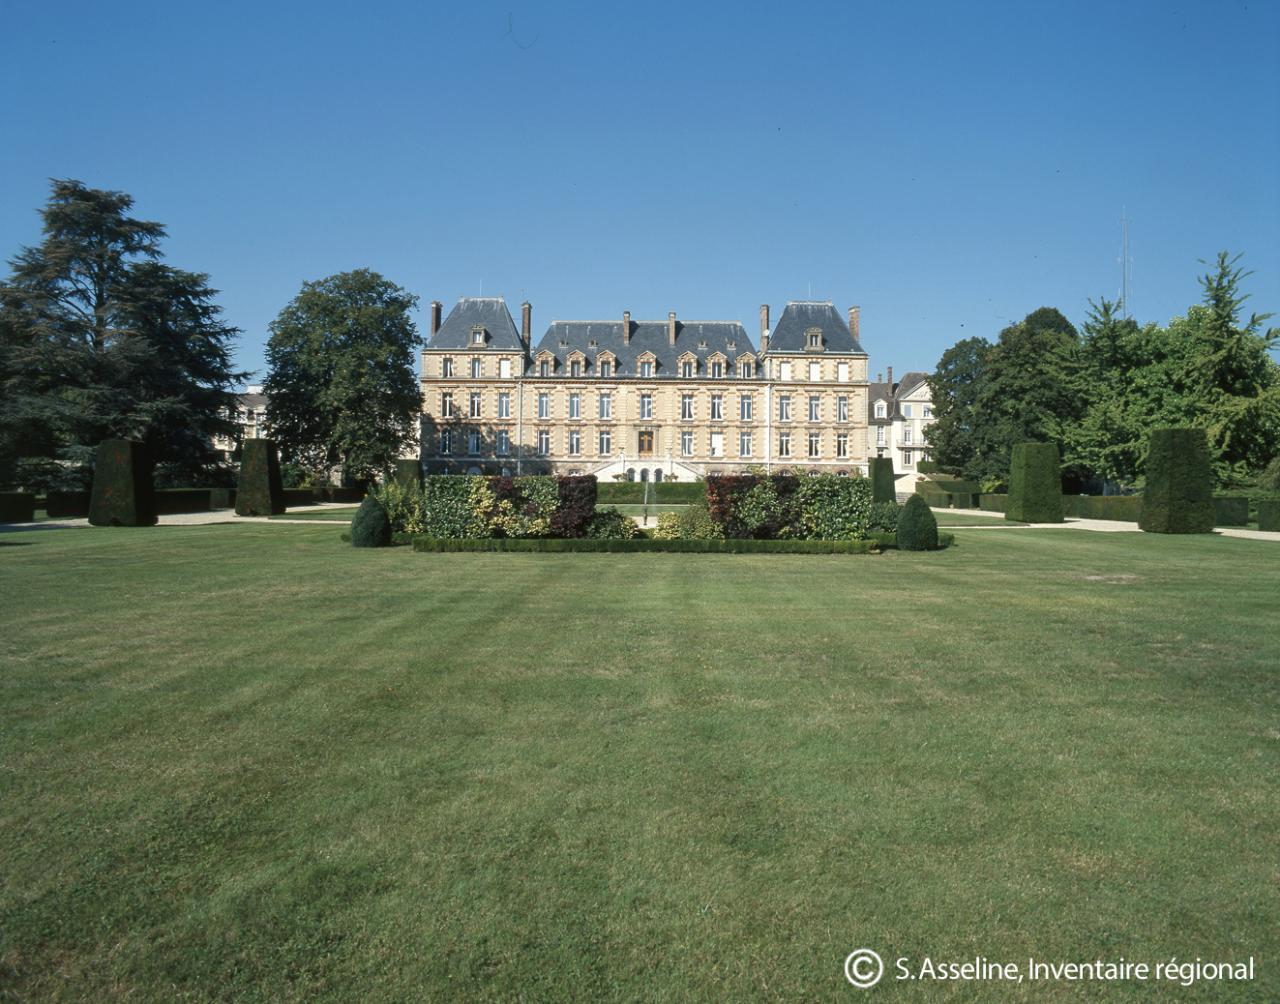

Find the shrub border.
[{"left": 412, "top": 536, "right": 881, "bottom": 554}]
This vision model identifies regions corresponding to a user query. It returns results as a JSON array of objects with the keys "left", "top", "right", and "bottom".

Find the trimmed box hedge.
[
  {"left": 1140, "top": 428, "right": 1214, "bottom": 534},
  {"left": 978, "top": 494, "right": 1008, "bottom": 513},
  {"left": 1212, "top": 496, "right": 1249, "bottom": 527},
  {"left": 154, "top": 489, "right": 212, "bottom": 515},
  {"left": 1061, "top": 495, "right": 1144, "bottom": 521},
  {"left": 868, "top": 457, "right": 896, "bottom": 503},
  {"left": 45, "top": 491, "right": 91, "bottom": 518},
  {"left": 236, "top": 439, "right": 285, "bottom": 516},
  {"left": 0, "top": 492, "right": 36, "bottom": 523},
  {"left": 1257, "top": 500, "right": 1280, "bottom": 532},
  {"left": 282, "top": 488, "right": 316, "bottom": 508},
  {"left": 312, "top": 485, "right": 365, "bottom": 504},
  {"left": 1006, "top": 443, "right": 1064, "bottom": 523},
  {"left": 89, "top": 439, "right": 157, "bottom": 527},
  {"left": 412, "top": 536, "right": 880, "bottom": 554}
]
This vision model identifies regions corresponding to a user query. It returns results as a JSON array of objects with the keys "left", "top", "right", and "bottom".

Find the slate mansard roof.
[
  {"left": 868, "top": 371, "right": 930, "bottom": 423},
  {"left": 532, "top": 319, "right": 754, "bottom": 378},
  {"left": 767, "top": 301, "right": 866, "bottom": 354},
  {"left": 427, "top": 297, "right": 525, "bottom": 352}
]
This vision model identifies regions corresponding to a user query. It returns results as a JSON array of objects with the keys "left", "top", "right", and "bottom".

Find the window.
[
  {"left": 638, "top": 430, "right": 654, "bottom": 454},
  {"left": 779, "top": 395, "right": 791, "bottom": 422},
  {"left": 440, "top": 428, "right": 453, "bottom": 454},
  {"left": 808, "top": 395, "right": 820, "bottom": 422},
  {"left": 499, "top": 358, "right": 512, "bottom": 379},
  {"left": 739, "top": 430, "right": 752, "bottom": 456},
  {"left": 778, "top": 432, "right": 791, "bottom": 458},
  {"left": 537, "top": 392, "right": 549, "bottom": 419},
  {"left": 681, "top": 394, "right": 694, "bottom": 420},
  {"left": 808, "top": 432, "right": 820, "bottom": 457},
  {"left": 539, "top": 359, "right": 550, "bottom": 377},
  {"left": 903, "top": 427, "right": 913, "bottom": 445},
  {"left": 469, "top": 392, "right": 482, "bottom": 418},
  {"left": 442, "top": 357, "right": 454, "bottom": 378},
  {"left": 903, "top": 404, "right": 913, "bottom": 418},
  {"left": 570, "top": 359, "right": 581, "bottom": 377},
  {"left": 710, "top": 394, "right": 723, "bottom": 420},
  {"left": 537, "top": 429, "right": 550, "bottom": 455},
  {"left": 472, "top": 328, "right": 485, "bottom": 346},
  {"left": 468, "top": 430, "right": 481, "bottom": 455},
  {"left": 496, "top": 430, "right": 510, "bottom": 455},
  {"left": 569, "top": 393, "right": 581, "bottom": 419},
  {"left": 682, "top": 360, "right": 694, "bottom": 378},
  {"left": 874, "top": 401, "right": 886, "bottom": 419},
  {"left": 598, "top": 393, "right": 612, "bottom": 419},
  {"left": 569, "top": 430, "right": 581, "bottom": 455},
  {"left": 599, "top": 429, "right": 612, "bottom": 454},
  {"left": 681, "top": 430, "right": 694, "bottom": 456},
  {"left": 780, "top": 361, "right": 792, "bottom": 381},
  {"left": 640, "top": 394, "right": 653, "bottom": 420},
  {"left": 836, "top": 433, "right": 848, "bottom": 458},
  {"left": 441, "top": 392, "right": 454, "bottom": 418},
  {"left": 837, "top": 361, "right": 849, "bottom": 382},
  {"left": 903, "top": 449, "right": 914, "bottom": 467},
  {"left": 711, "top": 361, "right": 723, "bottom": 378},
  {"left": 498, "top": 392, "right": 511, "bottom": 419},
  {"left": 876, "top": 426, "right": 886, "bottom": 446},
  {"left": 837, "top": 396, "right": 849, "bottom": 422},
  {"left": 470, "top": 357, "right": 482, "bottom": 378},
  {"left": 809, "top": 361, "right": 820, "bottom": 381},
  {"left": 710, "top": 432, "right": 724, "bottom": 457},
  {"left": 740, "top": 394, "right": 753, "bottom": 421},
  {"left": 807, "top": 330, "right": 821, "bottom": 349},
  {"left": 639, "top": 360, "right": 653, "bottom": 378},
  {"left": 740, "top": 360, "right": 753, "bottom": 378},
  {"left": 923, "top": 405, "right": 932, "bottom": 419},
  {"left": 599, "top": 359, "right": 612, "bottom": 378}
]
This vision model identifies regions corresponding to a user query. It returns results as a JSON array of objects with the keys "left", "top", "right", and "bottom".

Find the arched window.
[
  {"left": 640, "top": 468, "right": 649, "bottom": 482},
  {"left": 874, "top": 401, "right": 886, "bottom": 418},
  {"left": 626, "top": 468, "right": 635, "bottom": 481},
  {"left": 654, "top": 469, "right": 663, "bottom": 482}
]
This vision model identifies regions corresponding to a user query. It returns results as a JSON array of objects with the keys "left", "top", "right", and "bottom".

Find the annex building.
[{"left": 418, "top": 297, "right": 877, "bottom": 481}]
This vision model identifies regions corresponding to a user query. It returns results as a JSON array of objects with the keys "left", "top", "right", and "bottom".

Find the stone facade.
[{"left": 418, "top": 297, "right": 872, "bottom": 480}]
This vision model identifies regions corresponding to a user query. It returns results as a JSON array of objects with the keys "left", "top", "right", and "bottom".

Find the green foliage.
[
  {"left": 793, "top": 474, "right": 872, "bottom": 540},
  {"left": 924, "top": 336, "right": 990, "bottom": 477},
  {"left": 264, "top": 269, "right": 423, "bottom": 483},
  {"left": 867, "top": 501, "right": 900, "bottom": 532},
  {"left": 584, "top": 508, "right": 641, "bottom": 539},
  {"left": 1140, "top": 428, "right": 1215, "bottom": 533},
  {"left": 1006, "top": 443, "right": 1064, "bottom": 523},
  {"left": 868, "top": 457, "right": 896, "bottom": 503},
  {"left": 0, "top": 491, "right": 35, "bottom": 522},
  {"left": 0, "top": 179, "right": 245, "bottom": 491},
  {"left": 412, "top": 536, "right": 880, "bottom": 554},
  {"left": 1257, "top": 500, "right": 1280, "bottom": 531},
  {"left": 373, "top": 479, "right": 424, "bottom": 534},
  {"left": 394, "top": 459, "right": 422, "bottom": 490},
  {"left": 1259, "top": 457, "right": 1280, "bottom": 492},
  {"left": 350, "top": 494, "right": 392, "bottom": 547},
  {"left": 235, "top": 439, "right": 285, "bottom": 516},
  {"left": 978, "top": 494, "right": 1008, "bottom": 513},
  {"left": 1212, "top": 496, "right": 1249, "bottom": 527},
  {"left": 88, "top": 439, "right": 157, "bottom": 526},
  {"left": 652, "top": 501, "right": 724, "bottom": 540},
  {"left": 596, "top": 481, "right": 705, "bottom": 504},
  {"left": 1060, "top": 495, "right": 1143, "bottom": 521},
  {"left": 896, "top": 494, "right": 939, "bottom": 551}
]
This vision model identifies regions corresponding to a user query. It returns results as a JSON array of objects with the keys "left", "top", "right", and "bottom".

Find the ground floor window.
[
  {"left": 468, "top": 431, "right": 481, "bottom": 456},
  {"left": 537, "top": 429, "right": 550, "bottom": 455},
  {"left": 739, "top": 431, "right": 752, "bottom": 457},
  {"left": 836, "top": 433, "right": 848, "bottom": 458},
  {"left": 681, "top": 430, "right": 693, "bottom": 456},
  {"left": 496, "top": 430, "right": 510, "bottom": 455},
  {"left": 599, "top": 429, "right": 612, "bottom": 455},
  {"left": 440, "top": 429, "right": 453, "bottom": 454},
  {"left": 569, "top": 430, "right": 581, "bottom": 456},
  {"left": 638, "top": 430, "right": 654, "bottom": 454},
  {"left": 808, "top": 432, "right": 820, "bottom": 458},
  {"left": 778, "top": 433, "right": 791, "bottom": 458}
]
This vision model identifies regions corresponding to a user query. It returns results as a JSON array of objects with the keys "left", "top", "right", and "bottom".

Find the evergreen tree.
[{"left": 924, "top": 336, "right": 990, "bottom": 476}]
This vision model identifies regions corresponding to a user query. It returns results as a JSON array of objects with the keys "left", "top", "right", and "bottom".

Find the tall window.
[
  {"left": 837, "top": 361, "right": 849, "bottom": 382},
  {"left": 599, "top": 359, "right": 612, "bottom": 378},
  {"left": 469, "top": 392, "right": 481, "bottom": 418},
  {"left": 599, "top": 429, "right": 612, "bottom": 454},
  {"left": 639, "top": 360, "right": 653, "bottom": 378},
  {"left": 537, "top": 392, "right": 549, "bottom": 419},
  {"left": 837, "top": 396, "right": 849, "bottom": 422},
  {"left": 903, "top": 404, "right": 913, "bottom": 418},
  {"left": 739, "top": 430, "right": 752, "bottom": 456},
  {"left": 496, "top": 430, "right": 510, "bottom": 455},
  {"left": 874, "top": 401, "right": 886, "bottom": 418},
  {"left": 442, "top": 357, "right": 454, "bottom": 378},
  {"left": 681, "top": 394, "right": 694, "bottom": 420},
  {"left": 778, "top": 432, "right": 791, "bottom": 458},
  {"left": 809, "top": 361, "right": 820, "bottom": 381},
  {"left": 876, "top": 426, "right": 886, "bottom": 446},
  {"left": 903, "top": 449, "right": 914, "bottom": 467},
  {"left": 779, "top": 395, "right": 791, "bottom": 422},
  {"left": 470, "top": 357, "right": 481, "bottom": 378},
  {"left": 598, "top": 393, "right": 612, "bottom": 419},
  {"left": 808, "top": 432, "right": 820, "bottom": 457},
  {"left": 640, "top": 394, "right": 653, "bottom": 420},
  {"left": 711, "top": 361, "right": 723, "bottom": 378},
  {"left": 923, "top": 405, "right": 932, "bottom": 419},
  {"left": 570, "top": 360, "right": 580, "bottom": 377},
  {"left": 539, "top": 359, "right": 550, "bottom": 377},
  {"left": 681, "top": 430, "right": 693, "bottom": 456},
  {"left": 681, "top": 360, "right": 694, "bottom": 378},
  {"left": 903, "top": 427, "right": 913, "bottom": 445},
  {"left": 638, "top": 430, "right": 654, "bottom": 454},
  {"left": 807, "top": 331, "right": 821, "bottom": 349},
  {"left": 836, "top": 433, "right": 848, "bottom": 458},
  {"left": 498, "top": 392, "right": 510, "bottom": 419},
  {"left": 441, "top": 392, "right": 454, "bottom": 418},
  {"left": 710, "top": 394, "right": 723, "bottom": 420},
  {"left": 710, "top": 432, "right": 724, "bottom": 457},
  {"left": 440, "top": 428, "right": 453, "bottom": 453},
  {"left": 740, "top": 360, "right": 752, "bottom": 378},
  {"left": 499, "top": 358, "right": 512, "bottom": 379},
  {"left": 779, "top": 361, "right": 792, "bottom": 381},
  {"left": 808, "top": 395, "right": 820, "bottom": 422},
  {"left": 569, "top": 393, "right": 581, "bottom": 419},
  {"left": 740, "top": 394, "right": 752, "bottom": 421},
  {"left": 537, "top": 429, "right": 550, "bottom": 455},
  {"left": 468, "top": 430, "right": 481, "bottom": 455},
  {"left": 569, "top": 429, "right": 581, "bottom": 455}
]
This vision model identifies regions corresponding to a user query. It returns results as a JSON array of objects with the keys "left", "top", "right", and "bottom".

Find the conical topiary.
[
  {"left": 88, "top": 439, "right": 158, "bottom": 526},
  {"left": 868, "top": 457, "right": 896, "bottom": 504},
  {"left": 896, "top": 494, "right": 939, "bottom": 551},
  {"left": 351, "top": 494, "right": 392, "bottom": 547}
]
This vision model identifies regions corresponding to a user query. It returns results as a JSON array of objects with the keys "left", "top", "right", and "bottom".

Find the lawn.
[{"left": 1, "top": 525, "right": 1276, "bottom": 1001}]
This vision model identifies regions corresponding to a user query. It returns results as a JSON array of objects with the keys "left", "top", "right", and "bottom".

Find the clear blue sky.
[{"left": 3, "top": 0, "right": 1277, "bottom": 381}]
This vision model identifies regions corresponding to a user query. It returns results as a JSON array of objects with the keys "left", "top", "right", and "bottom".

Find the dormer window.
[
  {"left": 640, "top": 360, "right": 654, "bottom": 378},
  {"left": 806, "top": 327, "right": 823, "bottom": 350},
  {"left": 682, "top": 361, "right": 694, "bottom": 378},
  {"left": 471, "top": 325, "right": 487, "bottom": 346},
  {"left": 739, "top": 360, "right": 753, "bottom": 378},
  {"left": 875, "top": 401, "right": 887, "bottom": 419},
  {"left": 711, "top": 361, "right": 723, "bottom": 378},
  {"left": 539, "top": 359, "right": 551, "bottom": 377},
  {"left": 600, "top": 359, "right": 612, "bottom": 378},
  {"left": 571, "top": 360, "right": 581, "bottom": 377}
]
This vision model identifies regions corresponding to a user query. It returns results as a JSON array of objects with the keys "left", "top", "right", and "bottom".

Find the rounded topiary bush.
[
  {"left": 1139, "top": 428, "right": 1214, "bottom": 534},
  {"left": 1006, "top": 442, "right": 1064, "bottom": 523},
  {"left": 350, "top": 494, "right": 392, "bottom": 547},
  {"left": 896, "top": 494, "right": 939, "bottom": 551}
]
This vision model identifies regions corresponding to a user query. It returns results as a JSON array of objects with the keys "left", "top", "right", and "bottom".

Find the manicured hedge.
[
  {"left": 45, "top": 491, "right": 91, "bottom": 517},
  {"left": 706, "top": 473, "right": 872, "bottom": 539},
  {"left": 313, "top": 485, "right": 365, "bottom": 504},
  {"left": 1257, "top": 500, "right": 1280, "bottom": 532},
  {"left": 1061, "top": 495, "right": 1144, "bottom": 521},
  {"left": 872, "top": 530, "right": 955, "bottom": 551},
  {"left": 209, "top": 488, "right": 236, "bottom": 510},
  {"left": 1005, "top": 443, "right": 1063, "bottom": 522},
  {"left": 916, "top": 461, "right": 959, "bottom": 476},
  {"left": 235, "top": 439, "right": 285, "bottom": 516},
  {"left": 1212, "top": 496, "right": 1249, "bottom": 527},
  {"left": 978, "top": 494, "right": 1008, "bottom": 513},
  {"left": 351, "top": 494, "right": 392, "bottom": 547},
  {"left": 154, "top": 489, "right": 212, "bottom": 515},
  {"left": 89, "top": 439, "right": 157, "bottom": 527},
  {"left": 282, "top": 488, "right": 315, "bottom": 508},
  {"left": 596, "top": 481, "right": 706, "bottom": 504},
  {"left": 897, "top": 494, "right": 939, "bottom": 550},
  {"left": 869, "top": 457, "right": 896, "bottom": 503},
  {"left": 0, "top": 492, "right": 36, "bottom": 523},
  {"left": 413, "top": 536, "right": 880, "bottom": 554},
  {"left": 1140, "top": 428, "right": 1214, "bottom": 534}
]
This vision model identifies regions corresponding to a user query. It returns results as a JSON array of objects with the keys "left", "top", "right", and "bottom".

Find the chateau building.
[
  {"left": 212, "top": 384, "right": 267, "bottom": 460},
  {"left": 418, "top": 297, "right": 872, "bottom": 480},
  {"left": 867, "top": 369, "right": 935, "bottom": 490}
]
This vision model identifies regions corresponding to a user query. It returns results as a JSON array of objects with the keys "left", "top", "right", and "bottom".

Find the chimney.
[
  {"left": 759, "top": 304, "right": 770, "bottom": 353},
  {"left": 521, "top": 301, "right": 531, "bottom": 351},
  {"left": 848, "top": 305, "right": 861, "bottom": 341},
  {"left": 877, "top": 371, "right": 883, "bottom": 383},
  {"left": 887, "top": 366, "right": 894, "bottom": 387},
  {"left": 668, "top": 311, "right": 677, "bottom": 347},
  {"left": 623, "top": 310, "right": 631, "bottom": 345},
  {"left": 430, "top": 300, "right": 442, "bottom": 336}
]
